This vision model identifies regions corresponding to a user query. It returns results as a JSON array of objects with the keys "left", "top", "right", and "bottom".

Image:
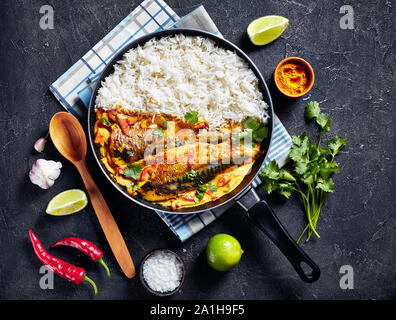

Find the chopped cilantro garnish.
[
  {"left": 208, "top": 182, "right": 217, "bottom": 193},
  {"left": 184, "top": 111, "right": 199, "bottom": 125},
  {"left": 100, "top": 117, "right": 111, "bottom": 127},
  {"left": 233, "top": 117, "right": 268, "bottom": 146},
  {"left": 194, "top": 184, "right": 207, "bottom": 202},
  {"left": 186, "top": 170, "right": 197, "bottom": 181},
  {"left": 243, "top": 117, "right": 261, "bottom": 131},
  {"left": 162, "top": 116, "right": 169, "bottom": 128},
  {"left": 123, "top": 163, "right": 143, "bottom": 180}
]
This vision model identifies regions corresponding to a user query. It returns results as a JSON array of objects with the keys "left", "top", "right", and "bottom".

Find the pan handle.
[
  {"left": 236, "top": 188, "right": 320, "bottom": 283},
  {"left": 248, "top": 200, "right": 320, "bottom": 282}
]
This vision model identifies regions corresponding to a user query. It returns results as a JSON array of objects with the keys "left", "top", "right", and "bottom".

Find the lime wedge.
[
  {"left": 46, "top": 189, "right": 88, "bottom": 216},
  {"left": 247, "top": 15, "right": 289, "bottom": 46}
]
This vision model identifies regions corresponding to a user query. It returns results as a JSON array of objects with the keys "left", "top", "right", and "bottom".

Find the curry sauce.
[{"left": 94, "top": 107, "right": 263, "bottom": 210}]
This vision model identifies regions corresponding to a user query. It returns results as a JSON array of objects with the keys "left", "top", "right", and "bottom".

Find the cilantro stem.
[
  {"left": 308, "top": 185, "right": 320, "bottom": 238},
  {"left": 317, "top": 130, "right": 323, "bottom": 148},
  {"left": 297, "top": 224, "right": 309, "bottom": 243},
  {"left": 291, "top": 186, "right": 308, "bottom": 202},
  {"left": 298, "top": 205, "right": 321, "bottom": 243}
]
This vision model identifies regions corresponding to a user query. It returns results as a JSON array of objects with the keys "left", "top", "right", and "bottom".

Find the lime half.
[
  {"left": 247, "top": 15, "right": 289, "bottom": 46},
  {"left": 46, "top": 189, "right": 88, "bottom": 216},
  {"left": 206, "top": 233, "right": 244, "bottom": 271}
]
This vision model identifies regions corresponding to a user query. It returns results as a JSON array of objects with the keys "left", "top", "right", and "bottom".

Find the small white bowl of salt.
[{"left": 139, "top": 249, "right": 186, "bottom": 296}]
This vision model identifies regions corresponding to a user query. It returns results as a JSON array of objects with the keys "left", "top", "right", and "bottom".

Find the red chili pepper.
[
  {"left": 117, "top": 167, "right": 125, "bottom": 175},
  {"left": 181, "top": 194, "right": 195, "bottom": 202},
  {"left": 194, "top": 121, "right": 208, "bottom": 129},
  {"left": 217, "top": 174, "right": 231, "bottom": 187},
  {"left": 29, "top": 230, "right": 97, "bottom": 295},
  {"left": 171, "top": 200, "right": 181, "bottom": 210},
  {"left": 140, "top": 164, "right": 156, "bottom": 181},
  {"left": 51, "top": 237, "right": 110, "bottom": 276}
]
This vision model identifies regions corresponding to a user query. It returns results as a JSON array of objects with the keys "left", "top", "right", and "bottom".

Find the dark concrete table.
[{"left": 0, "top": 0, "right": 394, "bottom": 300}]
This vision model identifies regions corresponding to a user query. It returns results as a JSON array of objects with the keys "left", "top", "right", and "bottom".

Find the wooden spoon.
[{"left": 49, "top": 112, "right": 135, "bottom": 278}]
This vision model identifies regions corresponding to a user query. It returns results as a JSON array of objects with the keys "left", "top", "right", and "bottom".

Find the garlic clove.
[
  {"left": 29, "top": 159, "right": 62, "bottom": 189},
  {"left": 34, "top": 133, "right": 49, "bottom": 153}
]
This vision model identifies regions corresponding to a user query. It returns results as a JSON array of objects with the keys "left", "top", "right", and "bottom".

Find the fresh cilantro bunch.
[{"left": 261, "top": 101, "right": 346, "bottom": 243}]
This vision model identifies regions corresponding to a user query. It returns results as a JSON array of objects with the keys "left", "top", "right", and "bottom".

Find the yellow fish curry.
[{"left": 94, "top": 107, "right": 268, "bottom": 210}]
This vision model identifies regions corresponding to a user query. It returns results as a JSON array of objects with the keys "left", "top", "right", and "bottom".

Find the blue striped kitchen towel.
[{"left": 49, "top": 1, "right": 292, "bottom": 242}]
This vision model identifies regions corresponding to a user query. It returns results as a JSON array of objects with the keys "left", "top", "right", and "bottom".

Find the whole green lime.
[{"left": 206, "top": 233, "right": 244, "bottom": 271}]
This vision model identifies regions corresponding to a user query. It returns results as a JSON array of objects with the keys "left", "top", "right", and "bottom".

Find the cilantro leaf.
[
  {"left": 231, "top": 130, "right": 250, "bottom": 144},
  {"left": 328, "top": 136, "right": 346, "bottom": 157},
  {"left": 208, "top": 182, "right": 217, "bottom": 193},
  {"left": 281, "top": 170, "right": 296, "bottom": 182},
  {"left": 300, "top": 133, "right": 311, "bottom": 155},
  {"left": 305, "top": 101, "right": 321, "bottom": 119},
  {"left": 124, "top": 163, "right": 143, "bottom": 180},
  {"left": 319, "top": 159, "right": 339, "bottom": 179},
  {"left": 277, "top": 182, "right": 294, "bottom": 199},
  {"left": 244, "top": 117, "right": 260, "bottom": 131},
  {"left": 302, "top": 172, "right": 314, "bottom": 184},
  {"left": 316, "top": 113, "right": 331, "bottom": 132},
  {"left": 294, "top": 161, "right": 308, "bottom": 176},
  {"left": 307, "top": 162, "right": 320, "bottom": 178},
  {"left": 291, "top": 132, "right": 310, "bottom": 156},
  {"left": 235, "top": 118, "right": 269, "bottom": 145},
  {"left": 262, "top": 160, "right": 281, "bottom": 180},
  {"left": 184, "top": 111, "right": 199, "bottom": 125},
  {"left": 316, "top": 177, "right": 334, "bottom": 193},
  {"left": 252, "top": 123, "right": 268, "bottom": 142},
  {"left": 319, "top": 147, "right": 332, "bottom": 155},
  {"left": 309, "top": 144, "right": 321, "bottom": 162},
  {"left": 292, "top": 135, "right": 302, "bottom": 146},
  {"left": 289, "top": 147, "right": 305, "bottom": 163},
  {"left": 261, "top": 175, "right": 273, "bottom": 194},
  {"left": 305, "top": 101, "right": 331, "bottom": 132}
]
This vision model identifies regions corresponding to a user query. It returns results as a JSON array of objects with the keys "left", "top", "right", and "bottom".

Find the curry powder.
[{"left": 276, "top": 61, "right": 309, "bottom": 95}]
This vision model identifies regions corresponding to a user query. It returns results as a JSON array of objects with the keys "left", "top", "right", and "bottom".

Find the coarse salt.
[{"left": 142, "top": 251, "right": 183, "bottom": 293}]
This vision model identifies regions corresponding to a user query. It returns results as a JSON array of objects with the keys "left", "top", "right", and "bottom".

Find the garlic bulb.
[{"left": 29, "top": 159, "right": 62, "bottom": 189}]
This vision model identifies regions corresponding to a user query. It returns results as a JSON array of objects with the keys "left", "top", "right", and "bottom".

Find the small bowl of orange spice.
[{"left": 274, "top": 57, "right": 314, "bottom": 98}]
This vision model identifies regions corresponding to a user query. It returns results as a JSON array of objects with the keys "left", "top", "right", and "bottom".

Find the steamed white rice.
[{"left": 95, "top": 34, "right": 269, "bottom": 127}]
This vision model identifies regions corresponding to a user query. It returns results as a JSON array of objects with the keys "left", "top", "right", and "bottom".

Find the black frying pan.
[{"left": 87, "top": 29, "right": 320, "bottom": 283}]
